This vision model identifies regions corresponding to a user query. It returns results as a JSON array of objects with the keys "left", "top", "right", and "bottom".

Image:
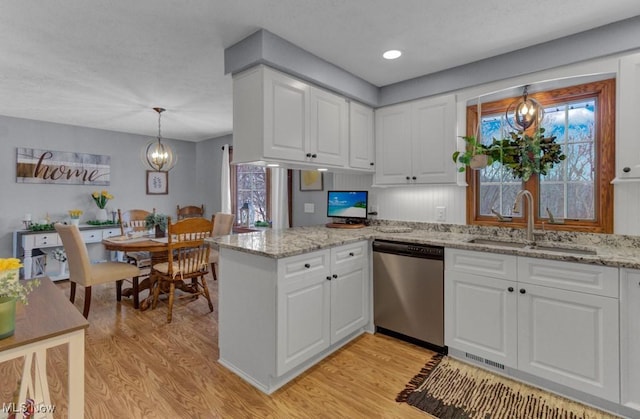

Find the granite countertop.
[{"left": 207, "top": 222, "right": 640, "bottom": 270}]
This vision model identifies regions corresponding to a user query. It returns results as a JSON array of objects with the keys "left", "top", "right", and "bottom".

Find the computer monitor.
[{"left": 327, "top": 190, "right": 368, "bottom": 223}]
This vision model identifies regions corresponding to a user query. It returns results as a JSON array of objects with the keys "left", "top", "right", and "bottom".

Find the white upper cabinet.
[
  {"left": 233, "top": 65, "right": 354, "bottom": 170},
  {"left": 349, "top": 101, "right": 375, "bottom": 171},
  {"left": 617, "top": 53, "right": 640, "bottom": 179},
  {"left": 374, "top": 94, "right": 457, "bottom": 185}
]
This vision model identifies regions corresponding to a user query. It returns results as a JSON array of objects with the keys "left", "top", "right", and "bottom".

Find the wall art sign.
[
  {"left": 146, "top": 170, "right": 168, "bottom": 195},
  {"left": 16, "top": 147, "right": 110, "bottom": 185}
]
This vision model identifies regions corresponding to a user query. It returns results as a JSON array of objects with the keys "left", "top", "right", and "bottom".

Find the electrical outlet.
[{"left": 436, "top": 206, "right": 446, "bottom": 221}]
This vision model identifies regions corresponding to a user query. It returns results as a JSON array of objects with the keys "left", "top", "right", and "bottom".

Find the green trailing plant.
[
  {"left": 489, "top": 127, "right": 566, "bottom": 181},
  {"left": 452, "top": 135, "right": 502, "bottom": 172},
  {"left": 452, "top": 128, "right": 566, "bottom": 181},
  {"left": 145, "top": 213, "right": 168, "bottom": 232}
]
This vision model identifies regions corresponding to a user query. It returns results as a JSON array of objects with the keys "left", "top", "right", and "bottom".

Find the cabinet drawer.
[
  {"left": 445, "top": 249, "right": 517, "bottom": 281},
  {"left": 29, "top": 233, "right": 60, "bottom": 247},
  {"left": 102, "top": 228, "right": 122, "bottom": 239},
  {"left": 332, "top": 241, "right": 367, "bottom": 271},
  {"left": 81, "top": 230, "right": 102, "bottom": 243},
  {"left": 278, "top": 250, "right": 330, "bottom": 283},
  {"left": 518, "top": 257, "right": 618, "bottom": 298}
]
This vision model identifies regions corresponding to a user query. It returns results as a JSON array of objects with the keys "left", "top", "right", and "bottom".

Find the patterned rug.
[{"left": 397, "top": 355, "right": 618, "bottom": 419}]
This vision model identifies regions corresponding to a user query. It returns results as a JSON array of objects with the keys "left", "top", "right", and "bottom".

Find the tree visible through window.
[
  {"left": 235, "top": 165, "right": 269, "bottom": 226},
  {"left": 466, "top": 79, "right": 614, "bottom": 233}
]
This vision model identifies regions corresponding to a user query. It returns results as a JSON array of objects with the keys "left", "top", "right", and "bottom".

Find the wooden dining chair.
[
  {"left": 118, "top": 208, "right": 154, "bottom": 268},
  {"left": 209, "top": 212, "right": 235, "bottom": 281},
  {"left": 176, "top": 204, "right": 205, "bottom": 220},
  {"left": 55, "top": 223, "right": 141, "bottom": 318},
  {"left": 151, "top": 216, "right": 215, "bottom": 323}
]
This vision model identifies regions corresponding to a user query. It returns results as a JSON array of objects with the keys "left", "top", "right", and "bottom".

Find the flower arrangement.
[
  {"left": 0, "top": 258, "right": 39, "bottom": 304},
  {"left": 91, "top": 190, "right": 113, "bottom": 209},
  {"left": 51, "top": 248, "right": 67, "bottom": 263},
  {"left": 68, "top": 209, "right": 83, "bottom": 219}
]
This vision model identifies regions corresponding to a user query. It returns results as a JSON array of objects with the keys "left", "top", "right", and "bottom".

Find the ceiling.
[{"left": 2, "top": 1, "right": 640, "bottom": 142}]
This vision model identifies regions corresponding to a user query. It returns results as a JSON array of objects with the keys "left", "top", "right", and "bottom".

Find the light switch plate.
[{"left": 304, "top": 203, "right": 315, "bottom": 213}]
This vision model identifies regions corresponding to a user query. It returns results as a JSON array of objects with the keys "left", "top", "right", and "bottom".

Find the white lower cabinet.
[
  {"left": 218, "top": 240, "right": 369, "bottom": 394},
  {"left": 621, "top": 268, "right": 640, "bottom": 412},
  {"left": 445, "top": 249, "right": 620, "bottom": 402},
  {"left": 277, "top": 241, "right": 369, "bottom": 376},
  {"left": 445, "top": 250, "right": 518, "bottom": 367}
]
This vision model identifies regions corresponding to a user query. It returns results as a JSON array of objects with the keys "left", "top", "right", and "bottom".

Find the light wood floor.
[{"left": 1, "top": 274, "right": 436, "bottom": 418}]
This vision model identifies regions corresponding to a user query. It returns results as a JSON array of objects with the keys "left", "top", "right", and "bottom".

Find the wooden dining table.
[{"left": 101, "top": 235, "right": 169, "bottom": 310}]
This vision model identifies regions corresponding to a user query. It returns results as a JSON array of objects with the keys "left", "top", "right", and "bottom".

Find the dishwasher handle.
[{"left": 372, "top": 240, "right": 444, "bottom": 260}]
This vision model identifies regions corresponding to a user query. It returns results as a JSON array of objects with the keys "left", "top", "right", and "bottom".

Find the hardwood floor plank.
[{"left": 1, "top": 275, "right": 436, "bottom": 418}]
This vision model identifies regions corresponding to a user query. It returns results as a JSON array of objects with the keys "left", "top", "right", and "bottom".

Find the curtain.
[
  {"left": 270, "top": 167, "right": 289, "bottom": 229},
  {"left": 221, "top": 145, "right": 231, "bottom": 214}
]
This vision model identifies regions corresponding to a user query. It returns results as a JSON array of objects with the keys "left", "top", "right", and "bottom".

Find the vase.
[
  {"left": 155, "top": 225, "right": 165, "bottom": 238},
  {"left": 71, "top": 218, "right": 80, "bottom": 226},
  {"left": 59, "top": 261, "right": 67, "bottom": 277},
  {"left": 470, "top": 154, "right": 489, "bottom": 170},
  {"left": 96, "top": 208, "right": 108, "bottom": 221},
  {"left": 0, "top": 296, "right": 16, "bottom": 339}
]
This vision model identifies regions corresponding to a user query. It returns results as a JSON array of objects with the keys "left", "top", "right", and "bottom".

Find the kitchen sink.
[
  {"left": 531, "top": 244, "right": 598, "bottom": 256},
  {"left": 466, "top": 238, "right": 529, "bottom": 248},
  {"left": 467, "top": 238, "right": 598, "bottom": 255}
]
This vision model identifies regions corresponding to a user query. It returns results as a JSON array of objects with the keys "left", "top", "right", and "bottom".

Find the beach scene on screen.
[{"left": 328, "top": 192, "right": 367, "bottom": 218}]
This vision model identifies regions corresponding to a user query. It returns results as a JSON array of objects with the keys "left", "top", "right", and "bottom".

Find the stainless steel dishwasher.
[{"left": 372, "top": 240, "right": 445, "bottom": 352}]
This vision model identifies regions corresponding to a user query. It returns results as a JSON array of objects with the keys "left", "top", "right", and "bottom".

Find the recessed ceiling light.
[{"left": 383, "top": 50, "right": 402, "bottom": 60}]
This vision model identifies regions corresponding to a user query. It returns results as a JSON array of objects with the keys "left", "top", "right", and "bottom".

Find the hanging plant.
[
  {"left": 452, "top": 136, "right": 502, "bottom": 172},
  {"left": 489, "top": 127, "right": 566, "bottom": 181}
]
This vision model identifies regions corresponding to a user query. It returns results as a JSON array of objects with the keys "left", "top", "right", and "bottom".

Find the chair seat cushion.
[
  {"left": 126, "top": 251, "right": 151, "bottom": 267},
  {"left": 90, "top": 262, "right": 141, "bottom": 286},
  {"left": 153, "top": 260, "right": 208, "bottom": 278},
  {"left": 208, "top": 249, "right": 219, "bottom": 264}
]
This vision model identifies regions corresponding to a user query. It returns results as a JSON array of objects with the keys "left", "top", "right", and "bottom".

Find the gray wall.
[
  {"left": 1, "top": 115, "right": 203, "bottom": 258},
  {"left": 291, "top": 171, "right": 333, "bottom": 227}
]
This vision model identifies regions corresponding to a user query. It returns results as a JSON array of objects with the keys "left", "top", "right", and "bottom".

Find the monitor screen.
[{"left": 327, "top": 191, "right": 368, "bottom": 220}]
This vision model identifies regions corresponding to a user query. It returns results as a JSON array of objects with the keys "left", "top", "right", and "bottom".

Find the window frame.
[
  {"left": 228, "top": 146, "right": 293, "bottom": 228},
  {"left": 465, "top": 79, "right": 615, "bottom": 233}
]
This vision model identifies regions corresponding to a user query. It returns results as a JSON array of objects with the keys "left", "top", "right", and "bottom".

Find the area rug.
[{"left": 397, "top": 354, "right": 618, "bottom": 419}]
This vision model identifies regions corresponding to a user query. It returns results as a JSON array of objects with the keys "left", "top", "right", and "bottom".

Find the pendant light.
[
  {"left": 142, "top": 107, "right": 177, "bottom": 172},
  {"left": 505, "top": 85, "right": 544, "bottom": 131}
]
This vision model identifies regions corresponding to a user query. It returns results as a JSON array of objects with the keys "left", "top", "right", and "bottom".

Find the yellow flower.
[
  {"left": 0, "top": 258, "right": 23, "bottom": 271},
  {"left": 69, "top": 209, "right": 83, "bottom": 218},
  {"left": 92, "top": 190, "right": 114, "bottom": 209}
]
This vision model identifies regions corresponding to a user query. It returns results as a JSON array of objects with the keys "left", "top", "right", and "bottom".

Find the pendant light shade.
[
  {"left": 506, "top": 85, "right": 544, "bottom": 131},
  {"left": 142, "top": 107, "right": 177, "bottom": 172}
]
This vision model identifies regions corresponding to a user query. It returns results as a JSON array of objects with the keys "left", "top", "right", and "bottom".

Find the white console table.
[{"left": 12, "top": 225, "right": 121, "bottom": 280}]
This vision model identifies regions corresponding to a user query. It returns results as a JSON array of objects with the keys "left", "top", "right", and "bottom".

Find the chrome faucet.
[{"left": 513, "top": 190, "right": 534, "bottom": 242}]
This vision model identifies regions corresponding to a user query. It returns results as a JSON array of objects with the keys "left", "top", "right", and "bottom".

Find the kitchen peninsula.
[{"left": 209, "top": 223, "right": 640, "bottom": 417}]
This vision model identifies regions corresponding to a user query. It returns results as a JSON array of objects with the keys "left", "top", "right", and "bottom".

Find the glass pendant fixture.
[
  {"left": 142, "top": 107, "right": 177, "bottom": 172},
  {"left": 506, "top": 85, "right": 544, "bottom": 131}
]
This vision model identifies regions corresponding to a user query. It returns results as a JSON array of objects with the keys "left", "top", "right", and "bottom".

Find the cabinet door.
[
  {"left": 264, "top": 68, "right": 309, "bottom": 161},
  {"left": 277, "top": 251, "right": 331, "bottom": 376},
  {"left": 411, "top": 94, "right": 457, "bottom": 184},
  {"left": 349, "top": 101, "right": 375, "bottom": 171},
  {"left": 617, "top": 53, "right": 640, "bottom": 179},
  {"left": 374, "top": 103, "right": 413, "bottom": 184},
  {"left": 309, "top": 87, "right": 348, "bottom": 167},
  {"left": 621, "top": 269, "right": 640, "bottom": 411},
  {"left": 517, "top": 283, "right": 619, "bottom": 402},
  {"left": 445, "top": 270, "right": 517, "bottom": 367},
  {"left": 330, "top": 241, "right": 369, "bottom": 343}
]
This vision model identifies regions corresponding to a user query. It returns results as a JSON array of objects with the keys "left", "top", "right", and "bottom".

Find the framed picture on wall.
[
  {"left": 146, "top": 171, "right": 168, "bottom": 195},
  {"left": 299, "top": 170, "right": 323, "bottom": 191}
]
